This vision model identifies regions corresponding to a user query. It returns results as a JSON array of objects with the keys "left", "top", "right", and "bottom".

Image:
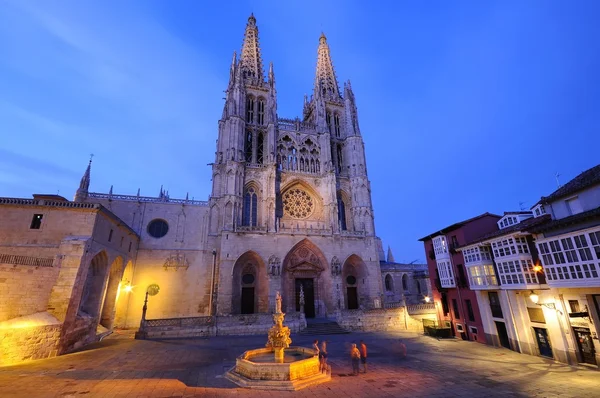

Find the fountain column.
[{"left": 266, "top": 291, "right": 292, "bottom": 363}]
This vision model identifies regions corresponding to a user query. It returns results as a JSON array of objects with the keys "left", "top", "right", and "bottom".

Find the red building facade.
[{"left": 419, "top": 213, "right": 501, "bottom": 343}]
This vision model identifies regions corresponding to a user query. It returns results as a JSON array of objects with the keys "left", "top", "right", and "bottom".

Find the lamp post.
[{"left": 135, "top": 284, "right": 160, "bottom": 340}]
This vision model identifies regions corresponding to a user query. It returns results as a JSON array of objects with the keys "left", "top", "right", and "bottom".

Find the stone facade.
[
  {"left": 380, "top": 248, "right": 432, "bottom": 306},
  {"left": 78, "top": 14, "right": 384, "bottom": 326},
  {"left": 0, "top": 196, "right": 138, "bottom": 365}
]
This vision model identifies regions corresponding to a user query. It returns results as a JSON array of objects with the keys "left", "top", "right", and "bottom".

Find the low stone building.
[
  {"left": 0, "top": 194, "right": 138, "bottom": 365},
  {"left": 380, "top": 247, "right": 431, "bottom": 306}
]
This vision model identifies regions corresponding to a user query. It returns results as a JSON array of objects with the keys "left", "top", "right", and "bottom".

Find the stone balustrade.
[
  {"left": 139, "top": 312, "right": 306, "bottom": 339},
  {"left": 0, "top": 253, "right": 55, "bottom": 267}
]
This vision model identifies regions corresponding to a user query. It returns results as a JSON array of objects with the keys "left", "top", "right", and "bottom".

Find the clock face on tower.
[{"left": 282, "top": 188, "right": 315, "bottom": 219}]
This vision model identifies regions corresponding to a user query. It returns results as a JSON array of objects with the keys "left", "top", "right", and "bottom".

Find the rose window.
[{"left": 283, "top": 188, "right": 314, "bottom": 219}]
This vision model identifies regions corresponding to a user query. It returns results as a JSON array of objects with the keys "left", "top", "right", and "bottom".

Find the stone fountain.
[{"left": 225, "top": 292, "right": 330, "bottom": 390}]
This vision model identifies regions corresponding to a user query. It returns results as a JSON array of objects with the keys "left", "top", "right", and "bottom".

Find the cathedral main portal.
[{"left": 282, "top": 239, "right": 331, "bottom": 317}]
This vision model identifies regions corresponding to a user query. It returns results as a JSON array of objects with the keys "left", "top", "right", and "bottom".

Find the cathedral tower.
[{"left": 210, "top": 14, "right": 278, "bottom": 233}]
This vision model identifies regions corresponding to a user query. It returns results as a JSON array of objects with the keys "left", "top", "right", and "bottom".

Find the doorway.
[
  {"left": 533, "top": 327, "right": 553, "bottom": 358},
  {"left": 241, "top": 287, "right": 255, "bottom": 314},
  {"left": 495, "top": 321, "right": 511, "bottom": 349},
  {"left": 573, "top": 327, "right": 597, "bottom": 365},
  {"left": 295, "top": 278, "right": 315, "bottom": 318},
  {"left": 347, "top": 287, "right": 358, "bottom": 310}
]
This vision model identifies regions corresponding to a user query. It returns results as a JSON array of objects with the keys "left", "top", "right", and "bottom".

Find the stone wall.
[
  {"left": 0, "top": 312, "right": 61, "bottom": 366},
  {"left": 335, "top": 307, "right": 436, "bottom": 333},
  {"left": 0, "top": 261, "right": 59, "bottom": 322},
  {"left": 142, "top": 313, "right": 306, "bottom": 339}
]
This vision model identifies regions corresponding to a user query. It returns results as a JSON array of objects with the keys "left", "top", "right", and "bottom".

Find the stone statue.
[{"left": 275, "top": 291, "right": 282, "bottom": 314}]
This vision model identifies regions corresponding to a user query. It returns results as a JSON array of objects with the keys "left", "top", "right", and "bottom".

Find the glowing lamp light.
[
  {"left": 533, "top": 264, "right": 543, "bottom": 273},
  {"left": 424, "top": 295, "right": 431, "bottom": 303},
  {"left": 529, "top": 292, "right": 539, "bottom": 304},
  {"left": 124, "top": 284, "right": 133, "bottom": 293}
]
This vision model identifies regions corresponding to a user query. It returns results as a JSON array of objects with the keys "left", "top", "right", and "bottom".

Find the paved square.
[{"left": 0, "top": 330, "right": 598, "bottom": 397}]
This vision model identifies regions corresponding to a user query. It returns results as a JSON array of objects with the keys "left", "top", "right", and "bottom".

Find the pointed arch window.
[
  {"left": 257, "top": 98, "right": 265, "bottom": 125},
  {"left": 246, "top": 97, "right": 255, "bottom": 124},
  {"left": 257, "top": 132, "right": 264, "bottom": 164},
  {"left": 334, "top": 114, "right": 340, "bottom": 137},
  {"left": 336, "top": 144, "right": 343, "bottom": 174},
  {"left": 245, "top": 130, "right": 253, "bottom": 162},
  {"left": 242, "top": 187, "right": 258, "bottom": 226},
  {"left": 385, "top": 274, "right": 393, "bottom": 291},
  {"left": 326, "top": 112, "right": 332, "bottom": 133},
  {"left": 402, "top": 274, "right": 409, "bottom": 291},
  {"left": 338, "top": 197, "right": 347, "bottom": 231}
]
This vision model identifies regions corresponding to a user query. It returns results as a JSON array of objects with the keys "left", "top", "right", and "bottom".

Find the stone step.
[{"left": 299, "top": 321, "right": 350, "bottom": 335}]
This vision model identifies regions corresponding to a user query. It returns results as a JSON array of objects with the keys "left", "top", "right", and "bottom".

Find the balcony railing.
[{"left": 468, "top": 275, "right": 499, "bottom": 290}]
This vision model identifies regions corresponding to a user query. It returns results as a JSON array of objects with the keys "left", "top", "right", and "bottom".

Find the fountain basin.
[{"left": 225, "top": 347, "right": 331, "bottom": 390}]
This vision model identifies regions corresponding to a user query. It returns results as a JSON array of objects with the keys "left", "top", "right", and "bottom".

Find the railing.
[
  {"left": 245, "top": 162, "right": 268, "bottom": 169},
  {"left": 277, "top": 117, "right": 316, "bottom": 132},
  {"left": 236, "top": 225, "right": 268, "bottom": 233},
  {"left": 0, "top": 197, "right": 98, "bottom": 208},
  {"left": 407, "top": 303, "right": 436, "bottom": 314},
  {"left": 0, "top": 253, "right": 54, "bottom": 267},
  {"left": 341, "top": 230, "right": 366, "bottom": 237},
  {"left": 88, "top": 192, "right": 208, "bottom": 206},
  {"left": 277, "top": 226, "right": 333, "bottom": 236},
  {"left": 384, "top": 302, "right": 404, "bottom": 309},
  {"left": 144, "top": 316, "right": 214, "bottom": 328}
]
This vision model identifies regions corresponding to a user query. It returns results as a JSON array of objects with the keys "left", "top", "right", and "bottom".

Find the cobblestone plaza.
[{"left": 1, "top": 330, "right": 598, "bottom": 397}]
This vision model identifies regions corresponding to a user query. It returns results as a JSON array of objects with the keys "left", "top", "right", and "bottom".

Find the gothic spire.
[
  {"left": 387, "top": 246, "right": 395, "bottom": 263},
  {"left": 240, "top": 13, "right": 264, "bottom": 83},
  {"left": 314, "top": 32, "right": 340, "bottom": 100},
  {"left": 74, "top": 156, "right": 92, "bottom": 202}
]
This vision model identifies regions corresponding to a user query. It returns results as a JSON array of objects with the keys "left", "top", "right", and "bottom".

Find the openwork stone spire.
[
  {"left": 74, "top": 156, "right": 92, "bottom": 202},
  {"left": 314, "top": 32, "right": 340, "bottom": 99},
  {"left": 240, "top": 13, "right": 264, "bottom": 83}
]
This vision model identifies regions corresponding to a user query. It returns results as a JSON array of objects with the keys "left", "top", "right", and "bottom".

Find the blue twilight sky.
[{"left": 1, "top": 1, "right": 599, "bottom": 262}]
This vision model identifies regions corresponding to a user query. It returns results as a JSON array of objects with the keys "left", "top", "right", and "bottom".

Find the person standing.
[
  {"left": 313, "top": 340, "right": 320, "bottom": 357},
  {"left": 320, "top": 340, "right": 329, "bottom": 374},
  {"left": 359, "top": 340, "right": 368, "bottom": 373},
  {"left": 350, "top": 343, "right": 361, "bottom": 375}
]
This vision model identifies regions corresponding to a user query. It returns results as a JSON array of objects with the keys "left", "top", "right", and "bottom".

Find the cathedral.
[
  {"left": 81, "top": 14, "right": 382, "bottom": 321},
  {"left": 0, "top": 15, "right": 392, "bottom": 364}
]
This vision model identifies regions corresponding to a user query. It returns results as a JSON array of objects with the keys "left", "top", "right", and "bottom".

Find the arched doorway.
[
  {"left": 282, "top": 239, "right": 329, "bottom": 318},
  {"left": 232, "top": 251, "right": 268, "bottom": 314},
  {"left": 342, "top": 254, "right": 368, "bottom": 310},
  {"left": 79, "top": 251, "right": 109, "bottom": 318},
  {"left": 99, "top": 257, "right": 124, "bottom": 329},
  {"left": 113, "top": 260, "right": 134, "bottom": 328}
]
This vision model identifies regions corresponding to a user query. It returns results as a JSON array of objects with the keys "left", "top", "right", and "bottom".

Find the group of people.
[
  {"left": 312, "top": 339, "right": 330, "bottom": 374},
  {"left": 312, "top": 339, "right": 369, "bottom": 376}
]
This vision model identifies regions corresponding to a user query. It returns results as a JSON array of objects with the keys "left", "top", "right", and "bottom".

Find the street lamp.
[
  {"left": 135, "top": 284, "right": 160, "bottom": 340},
  {"left": 529, "top": 292, "right": 539, "bottom": 304},
  {"left": 424, "top": 295, "right": 431, "bottom": 303},
  {"left": 529, "top": 291, "right": 559, "bottom": 311}
]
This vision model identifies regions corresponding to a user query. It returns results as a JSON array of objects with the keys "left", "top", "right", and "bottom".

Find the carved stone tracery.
[
  {"left": 163, "top": 252, "right": 189, "bottom": 271},
  {"left": 282, "top": 188, "right": 314, "bottom": 219}
]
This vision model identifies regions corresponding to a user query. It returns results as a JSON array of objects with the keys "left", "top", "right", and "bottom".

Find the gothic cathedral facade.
[
  {"left": 73, "top": 14, "right": 383, "bottom": 323},
  {"left": 209, "top": 15, "right": 381, "bottom": 316}
]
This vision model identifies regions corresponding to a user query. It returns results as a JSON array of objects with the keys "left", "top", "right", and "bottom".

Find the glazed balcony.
[{"left": 466, "top": 264, "right": 499, "bottom": 290}]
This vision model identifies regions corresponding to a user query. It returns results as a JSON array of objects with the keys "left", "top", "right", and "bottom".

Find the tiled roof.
[
  {"left": 418, "top": 212, "right": 502, "bottom": 241},
  {"left": 528, "top": 206, "right": 600, "bottom": 234},
  {"left": 503, "top": 211, "right": 533, "bottom": 215},
  {"left": 461, "top": 215, "right": 552, "bottom": 248},
  {"left": 540, "top": 164, "right": 600, "bottom": 204}
]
